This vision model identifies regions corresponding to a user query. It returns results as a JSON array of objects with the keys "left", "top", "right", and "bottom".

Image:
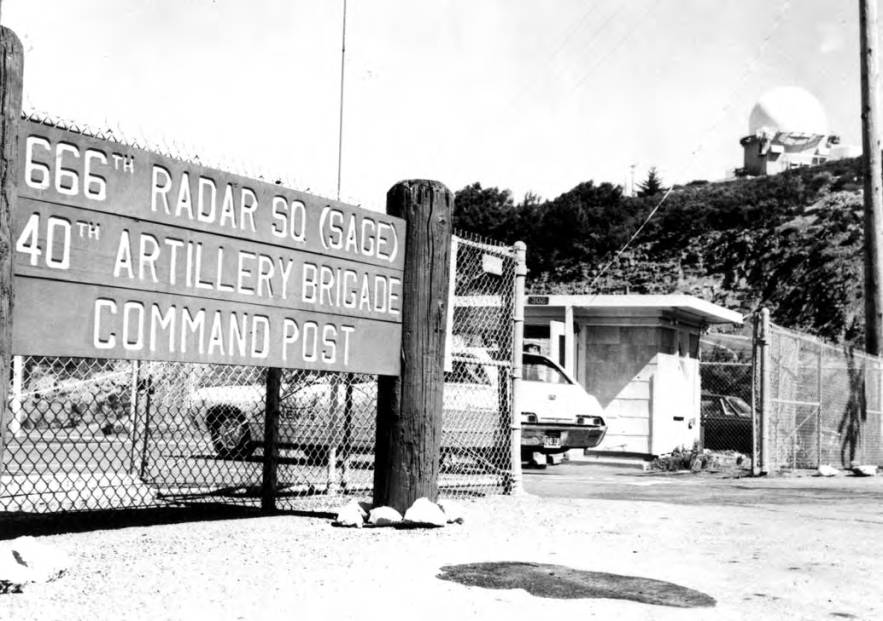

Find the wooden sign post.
[
  {"left": 374, "top": 180, "right": 453, "bottom": 513},
  {"left": 0, "top": 26, "right": 22, "bottom": 472}
]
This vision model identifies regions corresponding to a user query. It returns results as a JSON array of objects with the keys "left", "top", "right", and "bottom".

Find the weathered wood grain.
[
  {"left": 0, "top": 26, "right": 23, "bottom": 472},
  {"left": 374, "top": 180, "right": 453, "bottom": 513}
]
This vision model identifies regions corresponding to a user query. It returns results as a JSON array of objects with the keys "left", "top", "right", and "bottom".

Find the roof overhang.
[{"left": 524, "top": 294, "right": 743, "bottom": 326}]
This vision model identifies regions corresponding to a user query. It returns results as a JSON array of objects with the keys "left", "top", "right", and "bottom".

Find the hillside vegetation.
[{"left": 453, "top": 157, "right": 867, "bottom": 345}]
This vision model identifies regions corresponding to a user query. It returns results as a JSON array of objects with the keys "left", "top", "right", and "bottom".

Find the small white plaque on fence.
[{"left": 482, "top": 253, "right": 504, "bottom": 276}]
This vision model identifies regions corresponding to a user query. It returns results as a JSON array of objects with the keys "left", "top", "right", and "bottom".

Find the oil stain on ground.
[{"left": 437, "top": 561, "right": 716, "bottom": 608}]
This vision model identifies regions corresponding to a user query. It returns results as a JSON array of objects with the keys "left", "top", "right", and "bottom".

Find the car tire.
[{"left": 207, "top": 405, "right": 254, "bottom": 459}]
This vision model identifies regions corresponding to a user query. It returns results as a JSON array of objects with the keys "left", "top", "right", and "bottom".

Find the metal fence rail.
[{"left": 1, "top": 232, "right": 520, "bottom": 514}]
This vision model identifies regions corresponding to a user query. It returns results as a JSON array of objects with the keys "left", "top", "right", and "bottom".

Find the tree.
[
  {"left": 638, "top": 167, "right": 666, "bottom": 197},
  {"left": 452, "top": 183, "right": 518, "bottom": 242},
  {"left": 528, "top": 181, "right": 626, "bottom": 280}
]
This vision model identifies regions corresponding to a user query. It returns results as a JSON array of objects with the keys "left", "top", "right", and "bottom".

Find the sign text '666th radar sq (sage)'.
[{"left": 12, "top": 121, "right": 405, "bottom": 375}]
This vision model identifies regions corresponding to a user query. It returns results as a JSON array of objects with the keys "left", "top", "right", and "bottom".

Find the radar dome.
[{"left": 748, "top": 86, "right": 828, "bottom": 135}]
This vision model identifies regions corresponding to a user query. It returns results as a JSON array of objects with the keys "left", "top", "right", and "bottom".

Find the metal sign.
[{"left": 11, "top": 120, "right": 405, "bottom": 375}]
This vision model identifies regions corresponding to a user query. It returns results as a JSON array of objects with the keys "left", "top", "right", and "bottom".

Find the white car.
[
  {"left": 189, "top": 351, "right": 606, "bottom": 464},
  {"left": 518, "top": 353, "right": 606, "bottom": 461}
]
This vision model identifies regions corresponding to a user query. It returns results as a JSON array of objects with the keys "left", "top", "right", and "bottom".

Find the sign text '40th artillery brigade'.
[{"left": 11, "top": 120, "right": 405, "bottom": 375}]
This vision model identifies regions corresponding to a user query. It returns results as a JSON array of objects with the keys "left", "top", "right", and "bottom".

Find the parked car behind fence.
[
  {"left": 188, "top": 350, "right": 608, "bottom": 466},
  {"left": 700, "top": 392, "right": 753, "bottom": 455}
]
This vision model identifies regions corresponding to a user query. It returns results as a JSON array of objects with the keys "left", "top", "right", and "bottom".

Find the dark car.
[{"left": 700, "top": 392, "right": 753, "bottom": 454}]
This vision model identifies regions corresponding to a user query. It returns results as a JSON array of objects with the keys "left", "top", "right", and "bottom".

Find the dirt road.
[{"left": 1, "top": 465, "right": 881, "bottom": 620}]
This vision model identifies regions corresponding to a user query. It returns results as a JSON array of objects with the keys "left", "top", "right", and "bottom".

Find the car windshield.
[
  {"left": 701, "top": 394, "right": 752, "bottom": 418},
  {"left": 522, "top": 356, "right": 571, "bottom": 385},
  {"left": 722, "top": 396, "right": 752, "bottom": 417}
]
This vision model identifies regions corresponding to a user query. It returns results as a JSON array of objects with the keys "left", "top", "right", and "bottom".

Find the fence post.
[
  {"left": 817, "top": 344, "right": 823, "bottom": 467},
  {"left": 340, "top": 376, "right": 354, "bottom": 488},
  {"left": 751, "top": 315, "right": 760, "bottom": 475},
  {"left": 374, "top": 180, "right": 453, "bottom": 514},
  {"left": 0, "top": 27, "right": 22, "bottom": 472},
  {"left": 8, "top": 354, "right": 22, "bottom": 439},
  {"left": 138, "top": 376, "right": 153, "bottom": 481},
  {"left": 127, "top": 360, "right": 140, "bottom": 473},
  {"left": 759, "top": 308, "right": 772, "bottom": 474},
  {"left": 262, "top": 367, "right": 281, "bottom": 513},
  {"left": 507, "top": 241, "right": 526, "bottom": 494},
  {"left": 326, "top": 372, "right": 342, "bottom": 494}
]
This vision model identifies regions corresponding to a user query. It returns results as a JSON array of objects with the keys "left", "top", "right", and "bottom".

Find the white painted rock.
[
  {"left": 403, "top": 497, "right": 447, "bottom": 527},
  {"left": 367, "top": 506, "right": 403, "bottom": 526},
  {"left": 334, "top": 500, "right": 367, "bottom": 528},
  {"left": 438, "top": 500, "right": 465, "bottom": 524},
  {"left": 852, "top": 464, "right": 878, "bottom": 477},
  {"left": 817, "top": 464, "right": 838, "bottom": 477},
  {"left": 0, "top": 537, "right": 71, "bottom": 593}
]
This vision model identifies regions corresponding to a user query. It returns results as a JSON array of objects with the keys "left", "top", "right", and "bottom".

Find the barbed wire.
[
  {"left": 582, "top": 0, "right": 792, "bottom": 296},
  {"left": 20, "top": 105, "right": 320, "bottom": 198},
  {"left": 454, "top": 228, "right": 515, "bottom": 254}
]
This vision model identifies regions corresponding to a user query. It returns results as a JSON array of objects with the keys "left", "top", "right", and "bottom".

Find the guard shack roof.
[{"left": 524, "top": 294, "right": 743, "bottom": 326}]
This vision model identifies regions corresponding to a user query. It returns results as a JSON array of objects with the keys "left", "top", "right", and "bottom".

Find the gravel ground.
[{"left": 1, "top": 487, "right": 881, "bottom": 621}]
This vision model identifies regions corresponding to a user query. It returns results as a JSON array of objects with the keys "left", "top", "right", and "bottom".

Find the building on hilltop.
[{"left": 736, "top": 86, "right": 858, "bottom": 177}]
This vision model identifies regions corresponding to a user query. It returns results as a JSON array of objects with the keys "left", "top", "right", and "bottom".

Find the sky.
[{"left": 1, "top": 0, "right": 865, "bottom": 212}]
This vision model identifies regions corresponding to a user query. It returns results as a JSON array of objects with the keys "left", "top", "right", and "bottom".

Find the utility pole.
[{"left": 860, "top": 0, "right": 883, "bottom": 355}]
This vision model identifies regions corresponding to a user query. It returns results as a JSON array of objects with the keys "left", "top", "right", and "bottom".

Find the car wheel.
[
  {"left": 521, "top": 449, "right": 547, "bottom": 469},
  {"left": 207, "top": 405, "right": 254, "bottom": 459}
]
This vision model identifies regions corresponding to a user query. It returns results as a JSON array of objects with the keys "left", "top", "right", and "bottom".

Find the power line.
[
  {"left": 585, "top": 184, "right": 673, "bottom": 292},
  {"left": 336, "top": 0, "right": 347, "bottom": 201},
  {"left": 584, "top": 0, "right": 792, "bottom": 294},
  {"left": 567, "top": 0, "right": 660, "bottom": 96},
  {"left": 497, "top": 1, "right": 626, "bottom": 121}
]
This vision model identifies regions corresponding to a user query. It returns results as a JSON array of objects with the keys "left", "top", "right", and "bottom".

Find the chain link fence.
[
  {"left": 766, "top": 324, "right": 883, "bottom": 471},
  {"left": 1, "top": 232, "right": 519, "bottom": 514},
  {"left": 701, "top": 315, "right": 883, "bottom": 472}
]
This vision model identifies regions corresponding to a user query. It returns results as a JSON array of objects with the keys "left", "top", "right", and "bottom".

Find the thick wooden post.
[
  {"left": 374, "top": 180, "right": 453, "bottom": 513},
  {"left": 0, "top": 26, "right": 23, "bottom": 472},
  {"left": 261, "top": 367, "right": 282, "bottom": 513}
]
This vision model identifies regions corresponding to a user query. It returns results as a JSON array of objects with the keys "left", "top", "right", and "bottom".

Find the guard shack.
[{"left": 524, "top": 294, "right": 743, "bottom": 458}]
